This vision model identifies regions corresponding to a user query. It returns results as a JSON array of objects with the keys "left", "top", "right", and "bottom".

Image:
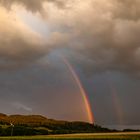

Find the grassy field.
[{"left": 0, "top": 132, "right": 140, "bottom": 140}]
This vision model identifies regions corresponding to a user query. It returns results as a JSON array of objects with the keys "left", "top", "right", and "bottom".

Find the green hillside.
[{"left": 0, "top": 113, "right": 110, "bottom": 136}]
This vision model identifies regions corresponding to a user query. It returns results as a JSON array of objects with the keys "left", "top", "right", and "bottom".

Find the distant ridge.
[
  {"left": 0, "top": 113, "right": 111, "bottom": 136},
  {"left": 0, "top": 113, "right": 7, "bottom": 117},
  {"left": 0, "top": 113, "right": 68, "bottom": 126},
  {"left": 0, "top": 114, "right": 46, "bottom": 126}
]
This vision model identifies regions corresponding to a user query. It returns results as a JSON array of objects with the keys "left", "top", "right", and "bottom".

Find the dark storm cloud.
[
  {"left": 1, "top": 0, "right": 140, "bottom": 74},
  {"left": 47, "top": 0, "right": 69, "bottom": 9},
  {"left": 0, "top": 0, "right": 46, "bottom": 13},
  {"left": 53, "top": 0, "right": 140, "bottom": 77},
  {"left": 0, "top": 0, "right": 71, "bottom": 70},
  {"left": 0, "top": 7, "right": 47, "bottom": 70},
  {"left": 0, "top": 0, "right": 68, "bottom": 13},
  {"left": 114, "top": 0, "right": 140, "bottom": 20}
]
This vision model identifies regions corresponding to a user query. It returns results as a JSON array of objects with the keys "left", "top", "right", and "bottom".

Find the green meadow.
[{"left": 0, "top": 132, "right": 140, "bottom": 140}]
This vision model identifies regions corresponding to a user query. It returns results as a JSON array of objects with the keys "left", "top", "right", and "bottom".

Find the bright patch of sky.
[{"left": 17, "top": 10, "right": 50, "bottom": 37}]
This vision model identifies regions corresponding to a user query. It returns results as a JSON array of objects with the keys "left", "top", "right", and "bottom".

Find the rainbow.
[
  {"left": 107, "top": 72, "right": 123, "bottom": 124},
  {"left": 62, "top": 57, "right": 94, "bottom": 124},
  {"left": 110, "top": 84, "right": 123, "bottom": 124}
]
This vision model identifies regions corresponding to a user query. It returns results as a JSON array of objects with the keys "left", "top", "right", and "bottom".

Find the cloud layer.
[
  {"left": 1, "top": 0, "right": 140, "bottom": 74},
  {"left": 0, "top": 0, "right": 69, "bottom": 13},
  {"left": 0, "top": 0, "right": 48, "bottom": 13},
  {"left": 0, "top": 6, "right": 47, "bottom": 70},
  {"left": 41, "top": 0, "right": 140, "bottom": 76},
  {"left": 0, "top": 0, "right": 73, "bottom": 70}
]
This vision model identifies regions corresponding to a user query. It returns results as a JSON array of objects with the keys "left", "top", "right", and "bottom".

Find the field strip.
[
  {"left": 47, "top": 132, "right": 140, "bottom": 137},
  {"left": 0, "top": 132, "right": 140, "bottom": 140}
]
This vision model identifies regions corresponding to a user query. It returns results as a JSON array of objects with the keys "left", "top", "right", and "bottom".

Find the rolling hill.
[{"left": 0, "top": 113, "right": 110, "bottom": 136}]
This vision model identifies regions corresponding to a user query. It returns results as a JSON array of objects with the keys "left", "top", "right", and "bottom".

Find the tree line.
[{"left": 0, "top": 113, "right": 113, "bottom": 136}]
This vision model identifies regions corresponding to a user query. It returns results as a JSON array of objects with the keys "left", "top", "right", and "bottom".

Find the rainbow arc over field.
[{"left": 62, "top": 56, "right": 94, "bottom": 124}]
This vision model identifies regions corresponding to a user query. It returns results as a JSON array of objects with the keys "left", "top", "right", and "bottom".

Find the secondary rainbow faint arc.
[
  {"left": 110, "top": 84, "right": 123, "bottom": 124},
  {"left": 62, "top": 56, "right": 94, "bottom": 124},
  {"left": 107, "top": 72, "right": 124, "bottom": 124}
]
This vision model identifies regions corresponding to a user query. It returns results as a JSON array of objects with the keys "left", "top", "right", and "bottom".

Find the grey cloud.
[
  {"left": 0, "top": 0, "right": 69, "bottom": 13},
  {"left": 47, "top": 0, "right": 70, "bottom": 9},
  {"left": 12, "top": 102, "right": 32, "bottom": 112},
  {"left": 51, "top": 0, "right": 140, "bottom": 77},
  {"left": 113, "top": 0, "right": 140, "bottom": 20},
  {"left": 0, "top": 5, "right": 72, "bottom": 70},
  {"left": 0, "top": 0, "right": 46, "bottom": 13},
  {"left": 0, "top": 35, "right": 47, "bottom": 70},
  {"left": 1, "top": 0, "right": 140, "bottom": 75},
  {"left": 0, "top": 8, "right": 47, "bottom": 70}
]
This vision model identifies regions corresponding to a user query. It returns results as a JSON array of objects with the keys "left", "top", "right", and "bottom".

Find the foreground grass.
[{"left": 0, "top": 132, "right": 140, "bottom": 140}]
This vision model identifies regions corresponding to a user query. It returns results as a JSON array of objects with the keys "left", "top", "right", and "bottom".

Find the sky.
[{"left": 0, "top": 0, "right": 140, "bottom": 127}]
